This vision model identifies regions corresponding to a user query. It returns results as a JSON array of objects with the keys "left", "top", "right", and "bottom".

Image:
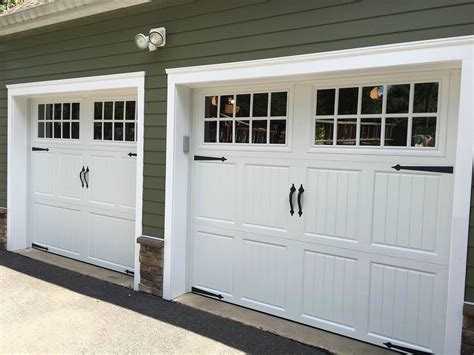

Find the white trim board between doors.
[
  {"left": 6, "top": 72, "right": 145, "bottom": 290},
  {"left": 164, "top": 36, "right": 474, "bottom": 354}
]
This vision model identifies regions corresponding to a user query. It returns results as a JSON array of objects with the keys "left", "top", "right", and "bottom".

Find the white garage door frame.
[
  {"left": 6, "top": 71, "right": 146, "bottom": 290},
  {"left": 164, "top": 36, "right": 473, "bottom": 354}
]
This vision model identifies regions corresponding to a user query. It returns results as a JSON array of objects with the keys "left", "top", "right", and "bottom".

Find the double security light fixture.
[{"left": 135, "top": 27, "right": 166, "bottom": 52}]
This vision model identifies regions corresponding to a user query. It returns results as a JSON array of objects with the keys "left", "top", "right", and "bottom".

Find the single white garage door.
[
  {"left": 190, "top": 70, "right": 458, "bottom": 353},
  {"left": 30, "top": 95, "right": 138, "bottom": 273}
]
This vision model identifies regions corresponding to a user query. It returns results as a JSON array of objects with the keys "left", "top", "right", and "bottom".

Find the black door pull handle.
[
  {"left": 297, "top": 184, "right": 304, "bottom": 217},
  {"left": 84, "top": 166, "right": 89, "bottom": 189},
  {"left": 289, "top": 184, "right": 296, "bottom": 216},
  {"left": 79, "top": 166, "right": 85, "bottom": 188}
]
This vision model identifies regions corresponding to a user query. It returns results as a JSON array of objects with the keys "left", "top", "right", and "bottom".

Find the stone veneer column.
[
  {"left": 0, "top": 208, "right": 6, "bottom": 250},
  {"left": 137, "top": 236, "right": 164, "bottom": 297}
]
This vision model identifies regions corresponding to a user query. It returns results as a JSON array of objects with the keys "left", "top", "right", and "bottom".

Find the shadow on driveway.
[{"left": 0, "top": 250, "right": 328, "bottom": 354}]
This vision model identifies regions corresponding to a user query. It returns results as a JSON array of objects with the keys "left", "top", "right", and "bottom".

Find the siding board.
[{"left": 0, "top": 1, "right": 473, "bottom": 278}]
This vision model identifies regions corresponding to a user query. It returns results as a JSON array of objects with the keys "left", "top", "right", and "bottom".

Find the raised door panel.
[
  {"left": 117, "top": 157, "right": 137, "bottom": 210},
  {"left": 88, "top": 154, "right": 116, "bottom": 208},
  {"left": 57, "top": 152, "right": 83, "bottom": 201},
  {"left": 32, "top": 152, "right": 58, "bottom": 198}
]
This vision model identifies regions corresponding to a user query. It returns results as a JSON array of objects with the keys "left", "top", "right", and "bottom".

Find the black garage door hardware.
[
  {"left": 191, "top": 286, "right": 223, "bottom": 300},
  {"left": 125, "top": 269, "right": 134, "bottom": 275},
  {"left": 79, "top": 166, "right": 89, "bottom": 189},
  {"left": 383, "top": 341, "right": 431, "bottom": 355},
  {"left": 32, "top": 243, "right": 49, "bottom": 251},
  {"left": 194, "top": 155, "right": 227, "bottom": 162},
  {"left": 128, "top": 152, "right": 137, "bottom": 157},
  {"left": 392, "top": 164, "right": 453, "bottom": 174},
  {"left": 32, "top": 147, "right": 49, "bottom": 152}
]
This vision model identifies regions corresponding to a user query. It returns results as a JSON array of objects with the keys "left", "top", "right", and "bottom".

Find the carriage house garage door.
[
  {"left": 190, "top": 70, "right": 459, "bottom": 353},
  {"left": 29, "top": 95, "right": 138, "bottom": 273}
]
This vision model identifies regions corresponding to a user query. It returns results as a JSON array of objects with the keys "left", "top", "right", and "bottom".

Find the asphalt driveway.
[{"left": 0, "top": 251, "right": 327, "bottom": 354}]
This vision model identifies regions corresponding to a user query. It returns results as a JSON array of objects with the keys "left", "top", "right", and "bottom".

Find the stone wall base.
[
  {"left": 0, "top": 208, "right": 6, "bottom": 250},
  {"left": 463, "top": 304, "right": 474, "bottom": 354},
  {"left": 137, "top": 236, "right": 164, "bottom": 297}
]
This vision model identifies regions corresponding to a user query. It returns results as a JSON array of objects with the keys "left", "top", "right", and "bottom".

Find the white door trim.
[
  {"left": 164, "top": 36, "right": 473, "bottom": 354},
  {"left": 7, "top": 71, "right": 146, "bottom": 290}
]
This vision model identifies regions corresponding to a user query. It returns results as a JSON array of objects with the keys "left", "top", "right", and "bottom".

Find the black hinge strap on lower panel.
[
  {"left": 192, "top": 287, "right": 223, "bottom": 300},
  {"left": 125, "top": 269, "right": 134, "bottom": 275},
  {"left": 32, "top": 243, "right": 49, "bottom": 251},
  {"left": 392, "top": 164, "right": 453, "bottom": 174},
  {"left": 32, "top": 147, "right": 49, "bottom": 152},
  {"left": 128, "top": 152, "right": 137, "bottom": 157},
  {"left": 194, "top": 155, "right": 227, "bottom": 162},
  {"left": 383, "top": 342, "right": 431, "bottom": 355}
]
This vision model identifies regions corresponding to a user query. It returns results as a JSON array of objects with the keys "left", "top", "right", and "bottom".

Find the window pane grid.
[
  {"left": 94, "top": 100, "right": 137, "bottom": 142},
  {"left": 204, "top": 91, "right": 288, "bottom": 145},
  {"left": 37, "top": 102, "right": 79, "bottom": 140},
  {"left": 315, "top": 81, "right": 439, "bottom": 149}
]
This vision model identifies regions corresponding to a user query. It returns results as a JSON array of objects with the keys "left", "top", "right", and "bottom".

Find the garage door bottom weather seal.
[
  {"left": 31, "top": 243, "right": 49, "bottom": 251},
  {"left": 383, "top": 342, "right": 431, "bottom": 355},
  {"left": 191, "top": 287, "right": 223, "bottom": 300}
]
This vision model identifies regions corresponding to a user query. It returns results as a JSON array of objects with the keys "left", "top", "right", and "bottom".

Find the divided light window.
[
  {"left": 94, "top": 100, "right": 137, "bottom": 142},
  {"left": 203, "top": 91, "right": 288, "bottom": 144},
  {"left": 314, "top": 82, "right": 439, "bottom": 148},
  {"left": 37, "top": 103, "right": 80, "bottom": 139}
]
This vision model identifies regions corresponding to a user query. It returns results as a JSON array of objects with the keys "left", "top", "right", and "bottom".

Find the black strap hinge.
[
  {"left": 125, "top": 269, "right": 134, "bottom": 275},
  {"left": 128, "top": 152, "right": 137, "bottom": 157},
  {"left": 383, "top": 342, "right": 431, "bottom": 355},
  {"left": 32, "top": 147, "right": 49, "bottom": 152},
  {"left": 194, "top": 155, "right": 227, "bottom": 162},
  {"left": 192, "top": 287, "right": 223, "bottom": 299},
  {"left": 392, "top": 164, "right": 453, "bottom": 174}
]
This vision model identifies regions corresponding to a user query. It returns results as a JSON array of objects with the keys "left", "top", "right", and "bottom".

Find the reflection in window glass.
[
  {"left": 220, "top": 95, "right": 234, "bottom": 118},
  {"left": 104, "top": 102, "right": 113, "bottom": 120},
  {"left": 361, "top": 86, "right": 383, "bottom": 114},
  {"left": 315, "top": 119, "right": 334, "bottom": 145},
  {"left": 204, "top": 121, "right": 217, "bottom": 143},
  {"left": 114, "top": 122, "right": 124, "bottom": 141},
  {"left": 316, "top": 89, "right": 335, "bottom": 116},
  {"left": 414, "top": 82, "right": 438, "bottom": 113},
  {"left": 270, "top": 120, "right": 286, "bottom": 144},
  {"left": 94, "top": 102, "right": 102, "bottom": 120},
  {"left": 337, "top": 118, "right": 357, "bottom": 145},
  {"left": 125, "top": 101, "right": 136, "bottom": 120},
  {"left": 385, "top": 117, "right": 408, "bottom": 146},
  {"left": 360, "top": 118, "right": 381, "bottom": 146},
  {"left": 271, "top": 92, "right": 287, "bottom": 116},
  {"left": 54, "top": 104, "right": 61, "bottom": 120},
  {"left": 219, "top": 121, "right": 233, "bottom": 143},
  {"left": 46, "top": 122, "right": 52, "bottom": 138},
  {"left": 38, "top": 104, "right": 45, "bottom": 120},
  {"left": 252, "top": 120, "right": 267, "bottom": 143},
  {"left": 63, "top": 122, "right": 70, "bottom": 139},
  {"left": 338, "top": 88, "right": 358, "bottom": 115},
  {"left": 236, "top": 95, "right": 250, "bottom": 117},
  {"left": 94, "top": 123, "right": 102, "bottom": 140},
  {"left": 71, "top": 122, "right": 80, "bottom": 139},
  {"left": 205, "top": 96, "right": 218, "bottom": 118},
  {"left": 63, "top": 103, "right": 71, "bottom": 120},
  {"left": 46, "top": 104, "right": 53, "bottom": 120},
  {"left": 104, "top": 122, "right": 113, "bottom": 140},
  {"left": 253, "top": 93, "right": 268, "bottom": 117},
  {"left": 54, "top": 122, "right": 61, "bottom": 138},
  {"left": 387, "top": 84, "right": 410, "bottom": 113},
  {"left": 72, "top": 103, "right": 80, "bottom": 120},
  {"left": 38, "top": 122, "right": 45, "bottom": 138},
  {"left": 235, "top": 120, "right": 249, "bottom": 143},
  {"left": 115, "top": 102, "right": 124, "bottom": 120},
  {"left": 125, "top": 123, "right": 135, "bottom": 142},
  {"left": 412, "top": 117, "right": 436, "bottom": 147}
]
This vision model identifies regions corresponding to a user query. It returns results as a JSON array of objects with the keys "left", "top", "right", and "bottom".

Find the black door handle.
[
  {"left": 84, "top": 166, "right": 89, "bottom": 189},
  {"left": 289, "top": 184, "right": 296, "bottom": 216},
  {"left": 79, "top": 166, "right": 85, "bottom": 188},
  {"left": 297, "top": 184, "right": 304, "bottom": 217}
]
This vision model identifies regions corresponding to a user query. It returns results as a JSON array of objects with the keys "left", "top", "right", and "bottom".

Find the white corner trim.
[
  {"left": 0, "top": 0, "right": 151, "bottom": 37},
  {"left": 7, "top": 71, "right": 146, "bottom": 291},
  {"left": 163, "top": 35, "right": 473, "bottom": 355}
]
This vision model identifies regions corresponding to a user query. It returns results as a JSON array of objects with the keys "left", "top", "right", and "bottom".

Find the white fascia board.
[{"left": 0, "top": 0, "right": 151, "bottom": 37}]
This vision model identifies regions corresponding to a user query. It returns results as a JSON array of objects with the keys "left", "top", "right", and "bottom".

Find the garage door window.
[
  {"left": 204, "top": 91, "right": 288, "bottom": 145},
  {"left": 94, "top": 101, "right": 136, "bottom": 142},
  {"left": 314, "top": 82, "right": 439, "bottom": 148},
  {"left": 37, "top": 103, "right": 80, "bottom": 139}
]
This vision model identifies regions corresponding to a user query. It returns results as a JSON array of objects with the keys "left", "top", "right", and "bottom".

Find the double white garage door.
[
  {"left": 29, "top": 95, "right": 137, "bottom": 273},
  {"left": 190, "top": 71, "right": 458, "bottom": 352}
]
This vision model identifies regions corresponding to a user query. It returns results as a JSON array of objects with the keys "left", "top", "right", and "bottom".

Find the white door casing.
[
  {"left": 29, "top": 95, "right": 138, "bottom": 272},
  {"left": 188, "top": 68, "right": 459, "bottom": 353}
]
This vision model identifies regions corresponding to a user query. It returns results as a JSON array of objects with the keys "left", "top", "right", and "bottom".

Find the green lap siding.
[{"left": 0, "top": 1, "right": 473, "bottom": 245}]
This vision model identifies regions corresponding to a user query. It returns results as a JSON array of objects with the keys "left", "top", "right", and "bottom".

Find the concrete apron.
[{"left": 176, "top": 293, "right": 394, "bottom": 355}]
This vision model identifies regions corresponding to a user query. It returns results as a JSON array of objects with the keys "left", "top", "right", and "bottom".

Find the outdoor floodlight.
[{"left": 135, "top": 27, "right": 166, "bottom": 52}]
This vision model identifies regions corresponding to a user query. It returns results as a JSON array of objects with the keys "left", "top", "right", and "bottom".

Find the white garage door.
[
  {"left": 30, "top": 95, "right": 138, "bottom": 273},
  {"left": 190, "top": 70, "right": 458, "bottom": 353}
]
